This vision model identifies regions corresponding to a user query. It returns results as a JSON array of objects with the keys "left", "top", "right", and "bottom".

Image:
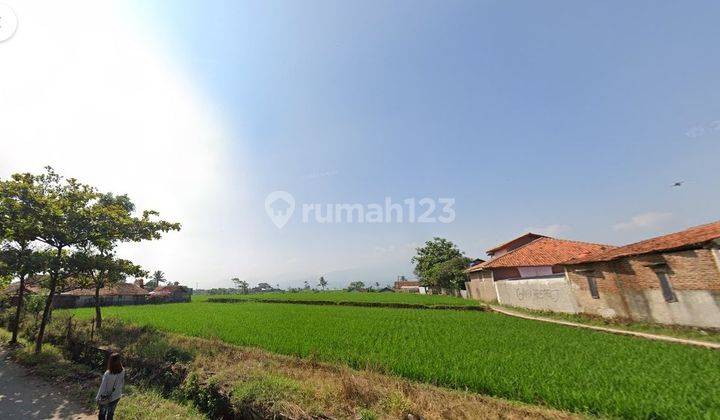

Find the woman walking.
[{"left": 96, "top": 353, "right": 125, "bottom": 420}]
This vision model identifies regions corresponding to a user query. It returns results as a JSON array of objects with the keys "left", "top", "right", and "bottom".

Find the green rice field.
[
  {"left": 192, "top": 291, "right": 480, "bottom": 307},
  {"left": 73, "top": 301, "right": 720, "bottom": 418}
]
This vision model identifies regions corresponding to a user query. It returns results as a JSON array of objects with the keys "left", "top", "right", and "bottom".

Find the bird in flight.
[{"left": 671, "top": 181, "right": 684, "bottom": 187}]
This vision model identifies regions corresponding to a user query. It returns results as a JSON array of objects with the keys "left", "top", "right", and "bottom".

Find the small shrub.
[
  {"left": 232, "top": 373, "right": 303, "bottom": 409},
  {"left": 358, "top": 408, "right": 378, "bottom": 420},
  {"left": 181, "top": 372, "right": 231, "bottom": 418},
  {"left": 382, "top": 390, "right": 412, "bottom": 414}
]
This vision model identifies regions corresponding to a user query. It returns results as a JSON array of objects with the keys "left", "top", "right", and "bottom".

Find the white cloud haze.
[
  {"left": 0, "top": 1, "right": 249, "bottom": 287},
  {"left": 613, "top": 212, "right": 674, "bottom": 231}
]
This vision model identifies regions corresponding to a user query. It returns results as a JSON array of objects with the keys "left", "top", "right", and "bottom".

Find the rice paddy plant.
[{"left": 71, "top": 302, "right": 720, "bottom": 418}]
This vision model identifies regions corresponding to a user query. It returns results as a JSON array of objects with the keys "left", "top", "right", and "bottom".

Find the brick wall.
[
  {"left": 492, "top": 267, "right": 522, "bottom": 280},
  {"left": 615, "top": 249, "right": 720, "bottom": 291},
  {"left": 565, "top": 262, "right": 630, "bottom": 318},
  {"left": 565, "top": 247, "right": 720, "bottom": 327}
]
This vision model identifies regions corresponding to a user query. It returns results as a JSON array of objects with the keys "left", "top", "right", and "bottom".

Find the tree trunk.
[
  {"left": 34, "top": 280, "right": 56, "bottom": 354},
  {"left": 94, "top": 281, "right": 102, "bottom": 330},
  {"left": 35, "top": 247, "right": 62, "bottom": 354},
  {"left": 10, "top": 274, "right": 26, "bottom": 344}
]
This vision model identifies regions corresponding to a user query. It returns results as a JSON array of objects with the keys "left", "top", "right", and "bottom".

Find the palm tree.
[
  {"left": 146, "top": 270, "right": 166, "bottom": 290},
  {"left": 152, "top": 270, "right": 166, "bottom": 286},
  {"left": 318, "top": 276, "right": 328, "bottom": 290}
]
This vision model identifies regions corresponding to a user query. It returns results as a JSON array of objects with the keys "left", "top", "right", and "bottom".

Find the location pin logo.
[
  {"left": 0, "top": 3, "right": 18, "bottom": 43},
  {"left": 265, "top": 191, "right": 295, "bottom": 229}
]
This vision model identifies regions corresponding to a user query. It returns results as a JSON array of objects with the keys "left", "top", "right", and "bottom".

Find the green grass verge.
[
  {"left": 496, "top": 304, "right": 720, "bottom": 344},
  {"left": 116, "top": 387, "right": 205, "bottom": 419},
  {"left": 70, "top": 302, "right": 720, "bottom": 418},
  {"left": 193, "top": 291, "right": 479, "bottom": 307}
]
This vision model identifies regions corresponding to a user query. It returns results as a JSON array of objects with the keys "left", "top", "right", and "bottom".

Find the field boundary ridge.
[{"left": 207, "top": 297, "right": 487, "bottom": 311}]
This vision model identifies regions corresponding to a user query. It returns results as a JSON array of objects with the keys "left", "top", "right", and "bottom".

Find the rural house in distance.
[
  {"left": 149, "top": 282, "right": 192, "bottom": 303},
  {"left": 393, "top": 276, "right": 426, "bottom": 293},
  {"left": 53, "top": 282, "right": 149, "bottom": 309},
  {"left": 2, "top": 277, "right": 193, "bottom": 309}
]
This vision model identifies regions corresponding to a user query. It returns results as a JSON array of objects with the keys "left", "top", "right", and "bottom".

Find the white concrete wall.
[
  {"left": 624, "top": 289, "right": 720, "bottom": 329},
  {"left": 495, "top": 275, "right": 580, "bottom": 313}
]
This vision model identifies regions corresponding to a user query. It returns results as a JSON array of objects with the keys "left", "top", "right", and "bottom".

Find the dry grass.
[{"left": 170, "top": 334, "right": 580, "bottom": 420}]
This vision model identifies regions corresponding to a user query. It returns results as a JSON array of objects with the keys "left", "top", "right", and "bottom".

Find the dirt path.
[
  {"left": 0, "top": 349, "right": 94, "bottom": 419},
  {"left": 490, "top": 305, "right": 720, "bottom": 350}
]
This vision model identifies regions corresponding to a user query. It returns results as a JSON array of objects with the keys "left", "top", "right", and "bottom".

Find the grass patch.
[
  {"left": 116, "top": 386, "right": 205, "bottom": 419},
  {"left": 70, "top": 301, "right": 720, "bottom": 418},
  {"left": 232, "top": 373, "right": 304, "bottom": 408}
]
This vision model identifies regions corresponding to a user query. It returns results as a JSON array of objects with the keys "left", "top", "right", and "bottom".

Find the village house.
[
  {"left": 53, "top": 281, "right": 149, "bottom": 309},
  {"left": 563, "top": 220, "right": 720, "bottom": 328},
  {"left": 2, "top": 277, "right": 193, "bottom": 308},
  {"left": 393, "top": 276, "right": 426, "bottom": 293},
  {"left": 465, "top": 234, "right": 613, "bottom": 312},
  {"left": 149, "top": 282, "right": 192, "bottom": 303}
]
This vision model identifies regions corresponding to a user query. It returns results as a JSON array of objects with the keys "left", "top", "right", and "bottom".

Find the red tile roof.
[
  {"left": 467, "top": 237, "right": 614, "bottom": 272},
  {"left": 486, "top": 233, "right": 546, "bottom": 255},
  {"left": 564, "top": 220, "right": 720, "bottom": 264},
  {"left": 62, "top": 282, "right": 149, "bottom": 296},
  {"left": 1, "top": 276, "right": 82, "bottom": 295},
  {"left": 2, "top": 282, "right": 43, "bottom": 296},
  {"left": 152, "top": 284, "right": 190, "bottom": 294}
]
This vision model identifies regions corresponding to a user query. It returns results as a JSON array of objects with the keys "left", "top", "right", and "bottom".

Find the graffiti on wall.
[{"left": 515, "top": 288, "right": 561, "bottom": 302}]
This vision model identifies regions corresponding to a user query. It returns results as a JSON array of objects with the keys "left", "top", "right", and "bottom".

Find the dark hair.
[{"left": 107, "top": 352, "right": 123, "bottom": 374}]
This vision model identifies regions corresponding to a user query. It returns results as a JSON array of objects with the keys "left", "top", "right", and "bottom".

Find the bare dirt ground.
[{"left": 0, "top": 349, "right": 94, "bottom": 419}]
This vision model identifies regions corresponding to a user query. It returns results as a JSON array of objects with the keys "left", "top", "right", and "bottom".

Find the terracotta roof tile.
[
  {"left": 152, "top": 284, "right": 190, "bottom": 294},
  {"left": 564, "top": 220, "right": 720, "bottom": 264},
  {"left": 62, "top": 282, "right": 149, "bottom": 296},
  {"left": 467, "top": 237, "right": 614, "bottom": 272},
  {"left": 486, "top": 233, "right": 546, "bottom": 254}
]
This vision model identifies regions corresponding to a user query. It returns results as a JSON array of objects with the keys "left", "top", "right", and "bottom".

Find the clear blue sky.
[
  {"left": 128, "top": 0, "right": 720, "bottom": 287},
  {"left": 7, "top": 1, "right": 717, "bottom": 288}
]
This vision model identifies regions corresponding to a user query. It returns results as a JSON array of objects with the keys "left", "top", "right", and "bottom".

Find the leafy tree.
[
  {"left": 303, "top": 280, "right": 311, "bottom": 290},
  {"left": 318, "top": 276, "right": 328, "bottom": 290},
  {"left": 411, "top": 238, "right": 466, "bottom": 290},
  {"left": 424, "top": 256, "right": 471, "bottom": 290},
  {"left": 0, "top": 272, "right": 10, "bottom": 290},
  {"left": 231, "top": 277, "right": 249, "bottom": 294},
  {"left": 0, "top": 174, "right": 50, "bottom": 344},
  {"left": 256, "top": 282, "right": 273, "bottom": 292},
  {"left": 6, "top": 168, "right": 101, "bottom": 354},
  {"left": 347, "top": 281, "right": 365, "bottom": 291},
  {"left": 77, "top": 193, "right": 177, "bottom": 328},
  {"left": 0, "top": 246, "right": 48, "bottom": 343},
  {"left": 0, "top": 167, "right": 180, "bottom": 353}
]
